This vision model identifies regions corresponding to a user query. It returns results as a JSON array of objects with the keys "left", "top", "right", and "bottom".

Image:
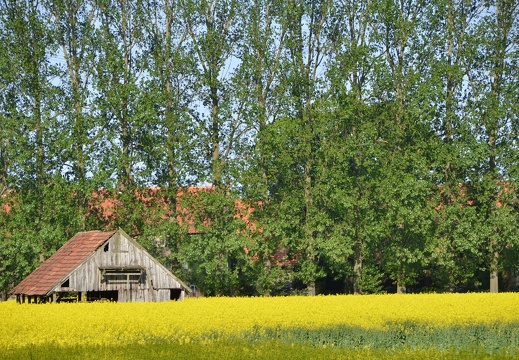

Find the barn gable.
[{"left": 10, "top": 229, "right": 190, "bottom": 303}]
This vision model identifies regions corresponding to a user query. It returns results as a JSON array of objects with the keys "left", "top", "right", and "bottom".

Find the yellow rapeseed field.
[{"left": 1, "top": 293, "right": 518, "bottom": 351}]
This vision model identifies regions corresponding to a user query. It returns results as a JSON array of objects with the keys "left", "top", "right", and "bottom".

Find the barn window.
[
  {"left": 104, "top": 243, "right": 109, "bottom": 252},
  {"left": 61, "top": 279, "right": 70, "bottom": 288},
  {"left": 102, "top": 269, "right": 144, "bottom": 285}
]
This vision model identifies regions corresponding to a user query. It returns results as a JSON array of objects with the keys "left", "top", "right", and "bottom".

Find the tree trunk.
[
  {"left": 0, "top": 137, "right": 8, "bottom": 194},
  {"left": 396, "top": 282, "right": 406, "bottom": 294},
  {"left": 211, "top": 85, "right": 221, "bottom": 185},
  {"left": 397, "top": 268, "right": 406, "bottom": 294},
  {"left": 353, "top": 243, "right": 362, "bottom": 295},
  {"left": 307, "top": 281, "right": 316, "bottom": 296},
  {"left": 490, "top": 248, "right": 499, "bottom": 293}
]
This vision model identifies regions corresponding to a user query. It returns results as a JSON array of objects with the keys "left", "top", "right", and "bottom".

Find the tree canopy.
[{"left": 1, "top": 0, "right": 518, "bottom": 298}]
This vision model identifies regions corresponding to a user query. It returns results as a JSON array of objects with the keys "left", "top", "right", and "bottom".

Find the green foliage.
[
  {"left": 0, "top": 0, "right": 518, "bottom": 296},
  {"left": 169, "top": 188, "right": 250, "bottom": 296}
]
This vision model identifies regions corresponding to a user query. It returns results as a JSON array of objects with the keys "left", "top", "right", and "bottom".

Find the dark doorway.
[
  {"left": 87, "top": 290, "right": 118, "bottom": 302},
  {"left": 170, "top": 289, "right": 182, "bottom": 300}
]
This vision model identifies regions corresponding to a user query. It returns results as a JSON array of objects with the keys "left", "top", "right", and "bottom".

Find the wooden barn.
[{"left": 10, "top": 229, "right": 191, "bottom": 303}]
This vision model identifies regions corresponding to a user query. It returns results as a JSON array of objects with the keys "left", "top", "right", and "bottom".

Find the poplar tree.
[
  {"left": 273, "top": 0, "right": 337, "bottom": 295},
  {"left": 47, "top": 0, "right": 98, "bottom": 230},
  {"left": 233, "top": 0, "right": 291, "bottom": 295},
  {"left": 0, "top": 0, "right": 75, "bottom": 295},
  {"left": 179, "top": 0, "right": 245, "bottom": 186},
  {"left": 94, "top": 0, "right": 148, "bottom": 189},
  {"left": 465, "top": 0, "right": 519, "bottom": 292},
  {"left": 326, "top": 0, "right": 384, "bottom": 294},
  {"left": 426, "top": 0, "right": 484, "bottom": 291},
  {"left": 142, "top": 0, "right": 196, "bottom": 189},
  {"left": 371, "top": 0, "right": 437, "bottom": 293}
]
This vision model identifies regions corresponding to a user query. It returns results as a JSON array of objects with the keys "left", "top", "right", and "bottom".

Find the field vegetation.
[{"left": 2, "top": 293, "right": 518, "bottom": 359}]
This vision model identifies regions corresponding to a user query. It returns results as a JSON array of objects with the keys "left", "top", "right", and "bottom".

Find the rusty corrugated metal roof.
[{"left": 10, "top": 230, "right": 116, "bottom": 296}]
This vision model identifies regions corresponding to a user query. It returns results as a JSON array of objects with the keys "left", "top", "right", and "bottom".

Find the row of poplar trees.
[{"left": 1, "top": 0, "right": 518, "bottom": 297}]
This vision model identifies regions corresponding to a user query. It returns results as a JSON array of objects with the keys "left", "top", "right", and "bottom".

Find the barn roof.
[{"left": 10, "top": 230, "right": 117, "bottom": 296}]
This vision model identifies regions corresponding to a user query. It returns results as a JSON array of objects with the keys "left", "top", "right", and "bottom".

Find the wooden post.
[{"left": 52, "top": 293, "right": 57, "bottom": 303}]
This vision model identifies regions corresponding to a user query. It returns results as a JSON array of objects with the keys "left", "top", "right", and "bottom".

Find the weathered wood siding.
[{"left": 51, "top": 231, "right": 185, "bottom": 302}]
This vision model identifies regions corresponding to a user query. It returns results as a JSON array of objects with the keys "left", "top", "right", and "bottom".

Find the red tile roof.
[
  {"left": 87, "top": 186, "right": 215, "bottom": 234},
  {"left": 10, "top": 230, "right": 116, "bottom": 296}
]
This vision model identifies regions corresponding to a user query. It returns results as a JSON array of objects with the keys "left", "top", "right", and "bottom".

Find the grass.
[{"left": 3, "top": 341, "right": 517, "bottom": 360}]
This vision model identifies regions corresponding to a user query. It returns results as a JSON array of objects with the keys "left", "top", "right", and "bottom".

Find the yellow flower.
[{"left": 1, "top": 293, "right": 518, "bottom": 350}]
